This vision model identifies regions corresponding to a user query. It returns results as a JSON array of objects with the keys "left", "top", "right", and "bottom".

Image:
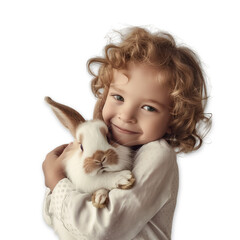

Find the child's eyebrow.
[
  {"left": 109, "top": 85, "right": 125, "bottom": 93},
  {"left": 143, "top": 99, "right": 167, "bottom": 109}
]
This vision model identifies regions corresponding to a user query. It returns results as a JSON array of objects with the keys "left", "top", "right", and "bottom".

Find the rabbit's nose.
[{"left": 102, "top": 156, "right": 107, "bottom": 163}]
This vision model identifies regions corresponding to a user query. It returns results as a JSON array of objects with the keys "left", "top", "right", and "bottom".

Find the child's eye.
[
  {"left": 113, "top": 95, "right": 124, "bottom": 102},
  {"left": 142, "top": 105, "right": 157, "bottom": 112}
]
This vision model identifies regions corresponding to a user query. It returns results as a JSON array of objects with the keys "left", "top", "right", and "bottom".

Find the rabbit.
[{"left": 44, "top": 97, "right": 135, "bottom": 209}]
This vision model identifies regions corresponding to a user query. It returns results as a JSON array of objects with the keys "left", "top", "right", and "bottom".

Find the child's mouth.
[{"left": 111, "top": 123, "right": 139, "bottom": 134}]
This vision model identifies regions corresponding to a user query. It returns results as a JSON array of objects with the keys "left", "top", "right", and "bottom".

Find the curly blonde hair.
[{"left": 87, "top": 27, "right": 212, "bottom": 153}]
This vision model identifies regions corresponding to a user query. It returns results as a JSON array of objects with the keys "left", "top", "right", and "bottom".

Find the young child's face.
[{"left": 102, "top": 62, "right": 171, "bottom": 147}]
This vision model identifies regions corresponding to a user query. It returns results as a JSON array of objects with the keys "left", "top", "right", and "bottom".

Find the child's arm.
[{"left": 44, "top": 139, "right": 178, "bottom": 240}]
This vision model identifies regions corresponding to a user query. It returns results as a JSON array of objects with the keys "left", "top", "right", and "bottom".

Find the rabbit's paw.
[
  {"left": 92, "top": 188, "right": 109, "bottom": 208},
  {"left": 116, "top": 170, "right": 135, "bottom": 190}
]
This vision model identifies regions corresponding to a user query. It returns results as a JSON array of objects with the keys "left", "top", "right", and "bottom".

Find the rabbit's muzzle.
[{"left": 83, "top": 149, "right": 118, "bottom": 174}]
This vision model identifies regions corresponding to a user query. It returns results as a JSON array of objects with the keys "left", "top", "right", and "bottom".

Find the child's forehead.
[
  {"left": 111, "top": 64, "right": 170, "bottom": 88},
  {"left": 112, "top": 69, "right": 129, "bottom": 85}
]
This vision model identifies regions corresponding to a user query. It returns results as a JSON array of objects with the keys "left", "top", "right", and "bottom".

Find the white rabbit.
[
  {"left": 44, "top": 97, "right": 135, "bottom": 240},
  {"left": 44, "top": 97, "right": 135, "bottom": 209}
]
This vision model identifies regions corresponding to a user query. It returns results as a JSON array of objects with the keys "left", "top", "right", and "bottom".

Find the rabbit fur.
[{"left": 45, "top": 97, "right": 135, "bottom": 209}]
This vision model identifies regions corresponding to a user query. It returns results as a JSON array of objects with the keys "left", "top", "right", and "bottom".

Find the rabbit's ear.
[{"left": 45, "top": 97, "right": 85, "bottom": 137}]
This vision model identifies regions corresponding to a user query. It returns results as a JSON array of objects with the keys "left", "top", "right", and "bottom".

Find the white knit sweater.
[{"left": 43, "top": 139, "right": 179, "bottom": 240}]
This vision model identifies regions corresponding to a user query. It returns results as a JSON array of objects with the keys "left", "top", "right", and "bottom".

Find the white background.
[{"left": 0, "top": 0, "right": 239, "bottom": 239}]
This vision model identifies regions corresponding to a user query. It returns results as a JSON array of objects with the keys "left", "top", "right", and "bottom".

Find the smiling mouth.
[{"left": 111, "top": 123, "right": 139, "bottom": 134}]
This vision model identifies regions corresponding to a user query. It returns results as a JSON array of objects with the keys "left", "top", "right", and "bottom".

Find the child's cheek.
[{"left": 102, "top": 101, "right": 112, "bottom": 126}]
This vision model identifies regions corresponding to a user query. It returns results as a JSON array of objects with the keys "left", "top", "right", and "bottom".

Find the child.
[{"left": 43, "top": 27, "right": 211, "bottom": 240}]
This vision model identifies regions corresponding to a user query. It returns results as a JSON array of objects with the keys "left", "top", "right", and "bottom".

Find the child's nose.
[{"left": 118, "top": 105, "right": 137, "bottom": 124}]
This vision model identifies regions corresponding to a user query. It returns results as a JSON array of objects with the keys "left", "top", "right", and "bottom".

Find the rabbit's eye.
[{"left": 80, "top": 144, "right": 84, "bottom": 151}]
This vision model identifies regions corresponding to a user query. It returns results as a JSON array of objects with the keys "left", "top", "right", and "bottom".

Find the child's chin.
[{"left": 113, "top": 136, "right": 137, "bottom": 147}]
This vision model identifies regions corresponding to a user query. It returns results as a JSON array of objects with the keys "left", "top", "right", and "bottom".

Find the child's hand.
[{"left": 42, "top": 143, "right": 72, "bottom": 192}]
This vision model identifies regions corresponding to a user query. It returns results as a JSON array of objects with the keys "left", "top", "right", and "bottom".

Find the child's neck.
[{"left": 130, "top": 145, "right": 142, "bottom": 151}]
